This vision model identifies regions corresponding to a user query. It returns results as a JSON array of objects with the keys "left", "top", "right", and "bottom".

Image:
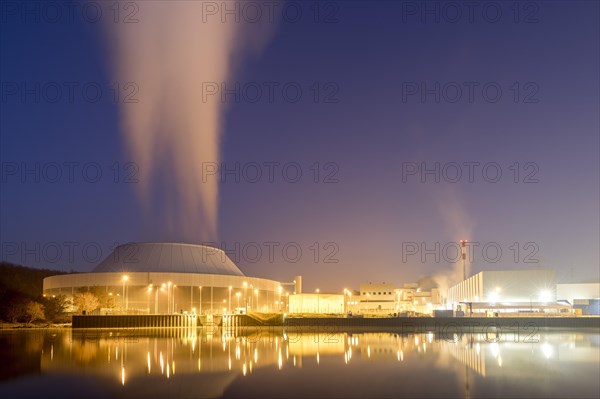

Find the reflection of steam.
[
  {"left": 433, "top": 187, "right": 475, "bottom": 299},
  {"left": 105, "top": 2, "right": 276, "bottom": 241}
]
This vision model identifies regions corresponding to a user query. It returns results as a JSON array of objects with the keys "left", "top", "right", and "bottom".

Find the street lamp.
[
  {"left": 122, "top": 275, "right": 129, "bottom": 313},
  {"left": 173, "top": 285, "right": 177, "bottom": 314},
  {"left": 161, "top": 283, "right": 166, "bottom": 314},
  {"left": 348, "top": 291, "right": 353, "bottom": 313},
  {"left": 278, "top": 286, "right": 283, "bottom": 312},
  {"left": 147, "top": 284, "right": 152, "bottom": 313},
  {"left": 254, "top": 289, "right": 259, "bottom": 312},
  {"left": 286, "top": 292, "right": 289, "bottom": 312},
  {"left": 199, "top": 286, "right": 203, "bottom": 315},
  {"left": 167, "top": 281, "right": 172, "bottom": 314},
  {"left": 316, "top": 289, "right": 320, "bottom": 313},
  {"left": 243, "top": 282, "right": 248, "bottom": 314}
]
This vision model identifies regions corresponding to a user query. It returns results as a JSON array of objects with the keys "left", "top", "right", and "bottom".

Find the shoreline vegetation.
[{"left": 0, "top": 322, "right": 71, "bottom": 330}]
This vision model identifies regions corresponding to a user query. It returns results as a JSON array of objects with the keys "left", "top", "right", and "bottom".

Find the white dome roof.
[{"left": 92, "top": 243, "right": 244, "bottom": 276}]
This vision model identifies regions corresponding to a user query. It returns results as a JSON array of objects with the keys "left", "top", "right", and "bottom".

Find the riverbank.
[
  {"left": 0, "top": 322, "right": 70, "bottom": 329},
  {"left": 68, "top": 314, "right": 600, "bottom": 330}
]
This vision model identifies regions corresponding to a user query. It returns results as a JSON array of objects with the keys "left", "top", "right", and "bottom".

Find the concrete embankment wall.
[
  {"left": 71, "top": 314, "right": 599, "bottom": 330},
  {"left": 284, "top": 316, "right": 600, "bottom": 331},
  {"left": 72, "top": 314, "right": 197, "bottom": 329}
]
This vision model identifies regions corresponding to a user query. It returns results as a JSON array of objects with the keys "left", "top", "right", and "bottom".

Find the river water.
[{"left": 0, "top": 329, "right": 598, "bottom": 398}]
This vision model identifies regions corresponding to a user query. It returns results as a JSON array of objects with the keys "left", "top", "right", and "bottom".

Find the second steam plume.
[{"left": 105, "top": 1, "right": 277, "bottom": 242}]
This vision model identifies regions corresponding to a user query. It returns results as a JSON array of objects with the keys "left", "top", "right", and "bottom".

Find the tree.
[
  {"left": 86, "top": 287, "right": 116, "bottom": 310},
  {"left": 73, "top": 292, "right": 99, "bottom": 314},
  {"left": 25, "top": 301, "right": 45, "bottom": 324},
  {"left": 5, "top": 301, "right": 25, "bottom": 323},
  {"left": 43, "top": 295, "right": 70, "bottom": 323}
]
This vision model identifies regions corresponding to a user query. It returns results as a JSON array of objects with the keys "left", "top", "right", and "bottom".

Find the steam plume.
[
  {"left": 105, "top": 1, "right": 276, "bottom": 242},
  {"left": 432, "top": 187, "right": 475, "bottom": 302}
]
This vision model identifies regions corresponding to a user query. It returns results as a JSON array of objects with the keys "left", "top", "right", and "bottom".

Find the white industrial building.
[
  {"left": 447, "top": 270, "right": 567, "bottom": 315},
  {"left": 43, "top": 242, "right": 290, "bottom": 315},
  {"left": 359, "top": 282, "right": 396, "bottom": 314},
  {"left": 288, "top": 293, "right": 345, "bottom": 314},
  {"left": 557, "top": 283, "right": 600, "bottom": 315},
  {"left": 359, "top": 282, "right": 442, "bottom": 315}
]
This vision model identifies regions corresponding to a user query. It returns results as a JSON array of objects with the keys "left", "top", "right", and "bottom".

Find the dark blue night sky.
[{"left": 1, "top": 1, "right": 598, "bottom": 291}]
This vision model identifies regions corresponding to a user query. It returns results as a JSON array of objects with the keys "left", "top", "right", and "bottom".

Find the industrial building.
[
  {"left": 43, "top": 243, "right": 292, "bottom": 315},
  {"left": 447, "top": 269, "right": 568, "bottom": 315},
  {"left": 358, "top": 282, "right": 442, "bottom": 315},
  {"left": 288, "top": 293, "right": 345, "bottom": 314},
  {"left": 359, "top": 282, "right": 396, "bottom": 314},
  {"left": 557, "top": 283, "right": 600, "bottom": 315}
]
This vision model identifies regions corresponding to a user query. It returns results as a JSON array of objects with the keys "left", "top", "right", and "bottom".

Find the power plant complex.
[{"left": 43, "top": 242, "right": 600, "bottom": 317}]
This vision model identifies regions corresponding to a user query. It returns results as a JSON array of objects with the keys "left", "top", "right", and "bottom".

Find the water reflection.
[{"left": 0, "top": 328, "right": 598, "bottom": 398}]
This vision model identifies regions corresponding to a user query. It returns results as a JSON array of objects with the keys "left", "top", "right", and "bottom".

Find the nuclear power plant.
[{"left": 43, "top": 242, "right": 299, "bottom": 315}]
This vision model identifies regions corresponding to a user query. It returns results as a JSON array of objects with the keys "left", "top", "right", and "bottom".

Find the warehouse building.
[{"left": 447, "top": 270, "right": 568, "bottom": 315}]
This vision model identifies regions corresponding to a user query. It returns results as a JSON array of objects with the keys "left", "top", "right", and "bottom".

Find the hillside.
[{"left": 0, "top": 262, "right": 67, "bottom": 322}]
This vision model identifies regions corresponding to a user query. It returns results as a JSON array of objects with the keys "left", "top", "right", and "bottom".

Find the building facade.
[
  {"left": 288, "top": 293, "right": 345, "bottom": 314},
  {"left": 447, "top": 269, "right": 561, "bottom": 314}
]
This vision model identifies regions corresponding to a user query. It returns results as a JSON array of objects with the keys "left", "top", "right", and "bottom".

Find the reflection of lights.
[
  {"left": 428, "top": 332, "right": 433, "bottom": 343},
  {"left": 368, "top": 345, "right": 371, "bottom": 358},
  {"left": 147, "top": 352, "right": 151, "bottom": 373},
  {"left": 121, "top": 367, "right": 125, "bottom": 386},
  {"left": 243, "top": 363, "right": 247, "bottom": 376},
  {"left": 293, "top": 356, "right": 296, "bottom": 367},
  {"left": 172, "top": 361, "right": 175, "bottom": 375},
  {"left": 397, "top": 351, "right": 400, "bottom": 361},
  {"left": 254, "top": 348, "right": 258, "bottom": 363},
  {"left": 498, "top": 355, "right": 503, "bottom": 367},
  {"left": 491, "top": 343, "right": 500, "bottom": 358},
  {"left": 317, "top": 352, "right": 320, "bottom": 364},
  {"left": 400, "top": 351, "right": 404, "bottom": 362},
  {"left": 542, "top": 342, "right": 553, "bottom": 359},
  {"left": 166, "top": 363, "right": 170, "bottom": 379},
  {"left": 476, "top": 342, "right": 481, "bottom": 355},
  {"left": 278, "top": 349, "right": 283, "bottom": 370},
  {"left": 228, "top": 356, "right": 231, "bottom": 370},
  {"left": 160, "top": 352, "right": 164, "bottom": 374}
]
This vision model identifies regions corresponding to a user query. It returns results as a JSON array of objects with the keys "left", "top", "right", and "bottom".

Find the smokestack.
[
  {"left": 294, "top": 276, "right": 302, "bottom": 294},
  {"left": 460, "top": 240, "right": 467, "bottom": 281}
]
